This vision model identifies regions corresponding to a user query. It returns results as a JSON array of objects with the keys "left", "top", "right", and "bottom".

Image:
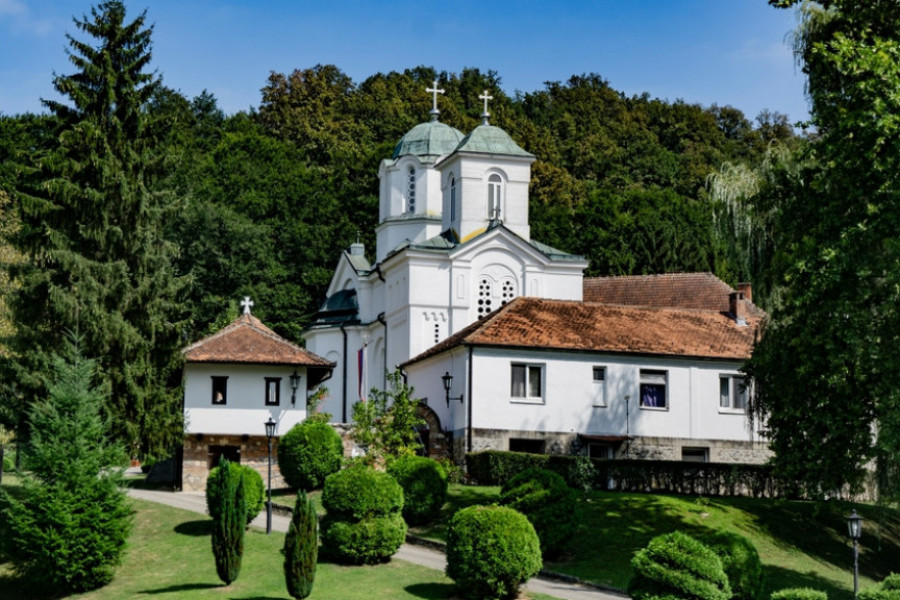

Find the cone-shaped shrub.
[
  {"left": 278, "top": 419, "right": 344, "bottom": 490},
  {"left": 628, "top": 531, "right": 731, "bottom": 600},
  {"left": 387, "top": 455, "right": 448, "bottom": 525},
  {"left": 211, "top": 459, "right": 246, "bottom": 585},
  {"left": 207, "top": 462, "right": 265, "bottom": 525},
  {"left": 320, "top": 465, "right": 406, "bottom": 564},
  {"left": 499, "top": 467, "right": 578, "bottom": 557},
  {"left": 446, "top": 504, "right": 542, "bottom": 600},
  {"left": 284, "top": 490, "right": 318, "bottom": 599}
]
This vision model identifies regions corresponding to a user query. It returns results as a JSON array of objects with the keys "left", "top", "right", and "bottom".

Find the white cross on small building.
[
  {"left": 241, "top": 296, "right": 254, "bottom": 315},
  {"left": 479, "top": 90, "right": 493, "bottom": 124},
  {"left": 427, "top": 80, "right": 445, "bottom": 120}
]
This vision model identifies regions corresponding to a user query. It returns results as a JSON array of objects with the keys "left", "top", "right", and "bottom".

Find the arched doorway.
[{"left": 415, "top": 402, "right": 448, "bottom": 460}]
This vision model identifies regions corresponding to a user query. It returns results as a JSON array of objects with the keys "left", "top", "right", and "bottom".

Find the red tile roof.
[
  {"left": 583, "top": 273, "right": 763, "bottom": 316},
  {"left": 184, "top": 313, "right": 334, "bottom": 369},
  {"left": 404, "top": 296, "right": 760, "bottom": 366}
]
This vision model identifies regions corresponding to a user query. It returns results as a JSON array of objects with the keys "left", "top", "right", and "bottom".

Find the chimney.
[
  {"left": 729, "top": 291, "right": 748, "bottom": 327},
  {"left": 737, "top": 282, "right": 753, "bottom": 303},
  {"left": 349, "top": 242, "right": 365, "bottom": 256}
]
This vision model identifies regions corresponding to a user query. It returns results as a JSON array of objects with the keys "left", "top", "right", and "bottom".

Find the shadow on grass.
[
  {"left": 405, "top": 582, "right": 457, "bottom": 599},
  {"left": 0, "top": 574, "right": 61, "bottom": 600},
  {"left": 764, "top": 564, "right": 853, "bottom": 600},
  {"left": 139, "top": 582, "right": 222, "bottom": 594},
  {"left": 174, "top": 519, "right": 213, "bottom": 536}
]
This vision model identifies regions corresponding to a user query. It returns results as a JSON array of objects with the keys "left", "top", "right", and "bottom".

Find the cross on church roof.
[
  {"left": 479, "top": 90, "right": 493, "bottom": 125},
  {"left": 241, "top": 296, "right": 254, "bottom": 315},
  {"left": 426, "top": 80, "right": 445, "bottom": 121}
]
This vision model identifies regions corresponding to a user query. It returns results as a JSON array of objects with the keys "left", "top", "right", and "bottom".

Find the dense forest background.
[{"left": 0, "top": 64, "right": 799, "bottom": 345}]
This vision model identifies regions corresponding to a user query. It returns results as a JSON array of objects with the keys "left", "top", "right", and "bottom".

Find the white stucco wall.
[{"left": 184, "top": 363, "right": 310, "bottom": 436}]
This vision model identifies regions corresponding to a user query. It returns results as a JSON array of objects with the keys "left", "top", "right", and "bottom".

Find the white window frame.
[
  {"left": 592, "top": 366, "right": 607, "bottom": 407},
  {"left": 449, "top": 174, "right": 457, "bottom": 222},
  {"left": 719, "top": 374, "right": 748, "bottom": 413},
  {"left": 510, "top": 363, "right": 544, "bottom": 404},
  {"left": 639, "top": 369, "right": 668, "bottom": 410},
  {"left": 487, "top": 173, "right": 504, "bottom": 220},
  {"left": 406, "top": 166, "right": 416, "bottom": 213}
]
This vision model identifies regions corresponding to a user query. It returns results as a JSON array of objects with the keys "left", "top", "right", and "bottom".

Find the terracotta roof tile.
[
  {"left": 404, "top": 296, "right": 760, "bottom": 366},
  {"left": 184, "top": 313, "right": 334, "bottom": 368},
  {"left": 583, "top": 272, "right": 763, "bottom": 315}
]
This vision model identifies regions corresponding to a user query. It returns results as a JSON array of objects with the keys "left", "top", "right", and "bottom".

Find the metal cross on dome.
[
  {"left": 426, "top": 80, "right": 445, "bottom": 121},
  {"left": 479, "top": 89, "right": 493, "bottom": 125},
  {"left": 241, "top": 296, "right": 254, "bottom": 315}
]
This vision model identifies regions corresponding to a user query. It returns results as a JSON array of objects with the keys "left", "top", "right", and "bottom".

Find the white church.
[{"left": 303, "top": 86, "right": 770, "bottom": 465}]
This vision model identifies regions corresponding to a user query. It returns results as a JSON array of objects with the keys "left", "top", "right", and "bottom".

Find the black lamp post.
[
  {"left": 847, "top": 509, "right": 863, "bottom": 597},
  {"left": 264, "top": 417, "right": 276, "bottom": 534},
  {"left": 289, "top": 369, "right": 301, "bottom": 406},
  {"left": 441, "top": 371, "right": 464, "bottom": 406}
]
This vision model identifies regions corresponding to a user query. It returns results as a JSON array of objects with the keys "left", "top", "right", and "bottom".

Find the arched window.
[
  {"left": 449, "top": 175, "right": 457, "bottom": 222},
  {"left": 487, "top": 173, "right": 503, "bottom": 220},
  {"left": 477, "top": 277, "right": 493, "bottom": 318},
  {"left": 406, "top": 167, "right": 416, "bottom": 213}
]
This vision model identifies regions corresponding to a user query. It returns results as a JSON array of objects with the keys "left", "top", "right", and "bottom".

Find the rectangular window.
[
  {"left": 720, "top": 375, "right": 748, "bottom": 411},
  {"left": 592, "top": 366, "right": 607, "bottom": 406},
  {"left": 511, "top": 363, "right": 543, "bottom": 402},
  {"left": 265, "top": 377, "right": 281, "bottom": 406},
  {"left": 211, "top": 376, "right": 228, "bottom": 405},
  {"left": 682, "top": 447, "right": 709, "bottom": 463},
  {"left": 509, "top": 438, "right": 545, "bottom": 454},
  {"left": 639, "top": 369, "right": 667, "bottom": 409}
]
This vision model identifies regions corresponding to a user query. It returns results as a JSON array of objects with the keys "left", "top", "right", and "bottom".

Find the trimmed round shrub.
[
  {"left": 499, "top": 467, "right": 578, "bottom": 557},
  {"left": 320, "top": 513, "right": 407, "bottom": 565},
  {"left": 446, "top": 504, "right": 542, "bottom": 600},
  {"left": 771, "top": 589, "right": 828, "bottom": 600},
  {"left": 628, "top": 531, "right": 731, "bottom": 600},
  {"left": 278, "top": 419, "right": 344, "bottom": 491},
  {"left": 321, "top": 465, "right": 404, "bottom": 520},
  {"left": 206, "top": 463, "right": 265, "bottom": 525},
  {"left": 699, "top": 531, "right": 764, "bottom": 600},
  {"left": 387, "top": 455, "right": 448, "bottom": 525},
  {"left": 320, "top": 466, "right": 407, "bottom": 564},
  {"left": 859, "top": 574, "right": 900, "bottom": 600}
]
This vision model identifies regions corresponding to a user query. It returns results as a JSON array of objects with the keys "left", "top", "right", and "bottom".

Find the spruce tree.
[
  {"left": 211, "top": 458, "right": 246, "bottom": 585},
  {"left": 5, "top": 1, "right": 187, "bottom": 459},
  {"left": 0, "top": 338, "right": 132, "bottom": 594},
  {"left": 284, "top": 490, "right": 318, "bottom": 599}
]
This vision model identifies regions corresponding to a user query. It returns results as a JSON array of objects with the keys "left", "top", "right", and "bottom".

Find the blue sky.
[{"left": 0, "top": 0, "right": 808, "bottom": 125}]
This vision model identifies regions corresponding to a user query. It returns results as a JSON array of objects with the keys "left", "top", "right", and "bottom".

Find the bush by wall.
[
  {"left": 445, "top": 504, "right": 542, "bottom": 600},
  {"left": 859, "top": 574, "right": 900, "bottom": 600},
  {"left": 320, "top": 466, "right": 406, "bottom": 564},
  {"left": 467, "top": 450, "right": 791, "bottom": 498},
  {"left": 770, "top": 589, "right": 828, "bottom": 600},
  {"left": 278, "top": 419, "right": 344, "bottom": 491},
  {"left": 206, "top": 463, "right": 265, "bottom": 525},
  {"left": 628, "top": 531, "right": 731, "bottom": 600},
  {"left": 283, "top": 490, "right": 317, "bottom": 599},
  {"left": 387, "top": 455, "right": 448, "bottom": 525},
  {"left": 698, "top": 531, "right": 764, "bottom": 600},
  {"left": 499, "top": 467, "right": 578, "bottom": 557}
]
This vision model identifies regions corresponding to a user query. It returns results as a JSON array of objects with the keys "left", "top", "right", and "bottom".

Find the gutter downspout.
[
  {"left": 377, "top": 312, "right": 387, "bottom": 389},
  {"left": 466, "top": 345, "right": 474, "bottom": 454},
  {"left": 340, "top": 322, "right": 349, "bottom": 423}
]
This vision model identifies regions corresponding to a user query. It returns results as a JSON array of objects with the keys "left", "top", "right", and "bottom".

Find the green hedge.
[
  {"left": 770, "top": 589, "right": 828, "bottom": 600},
  {"left": 628, "top": 531, "right": 731, "bottom": 600},
  {"left": 206, "top": 463, "right": 265, "bottom": 525},
  {"left": 387, "top": 455, "right": 448, "bottom": 526},
  {"left": 446, "top": 505, "right": 542, "bottom": 600},
  {"left": 320, "top": 513, "right": 407, "bottom": 565},
  {"left": 467, "top": 450, "right": 791, "bottom": 498},
  {"left": 321, "top": 465, "right": 404, "bottom": 520},
  {"left": 499, "top": 468, "right": 578, "bottom": 557},
  {"left": 859, "top": 574, "right": 900, "bottom": 600},
  {"left": 698, "top": 531, "right": 764, "bottom": 600}
]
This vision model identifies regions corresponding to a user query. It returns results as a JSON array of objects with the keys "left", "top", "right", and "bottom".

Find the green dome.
[
  {"left": 454, "top": 124, "right": 534, "bottom": 157},
  {"left": 393, "top": 120, "right": 465, "bottom": 159}
]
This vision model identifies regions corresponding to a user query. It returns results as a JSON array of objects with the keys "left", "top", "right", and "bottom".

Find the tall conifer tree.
[{"left": 6, "top": 1, "right": 187, "bottom": 458}]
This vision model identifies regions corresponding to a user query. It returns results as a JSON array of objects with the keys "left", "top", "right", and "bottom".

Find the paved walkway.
[{"left": 126, "top": 487, "right": 629, "bottom": 600}]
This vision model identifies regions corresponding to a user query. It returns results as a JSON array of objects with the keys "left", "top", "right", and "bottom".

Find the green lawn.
[
  {"left": 0, "top": 476, "right": 561, "bottom": 600},
  {"left": 407, "top": 485, "right": 900, "bottom": 600}
]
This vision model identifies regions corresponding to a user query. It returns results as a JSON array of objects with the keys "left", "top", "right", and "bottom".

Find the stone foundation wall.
[
  {"left": 182, "top": 433, "right": 286, "bottom": 492},
  {"left": 463, "top": 428, "right": 772, "bottom": 465}
]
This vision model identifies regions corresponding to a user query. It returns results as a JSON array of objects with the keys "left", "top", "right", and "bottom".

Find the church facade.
[{"left": 304, "top": 87, "right": 769, "bottom": 464}]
